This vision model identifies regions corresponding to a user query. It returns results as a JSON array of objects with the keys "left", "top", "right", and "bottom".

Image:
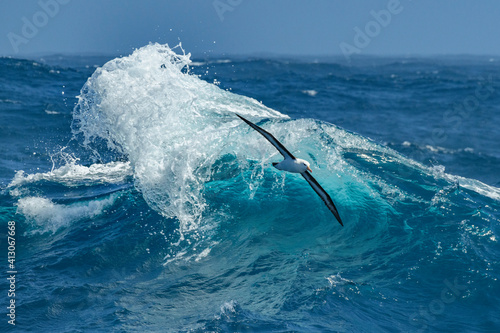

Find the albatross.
[{"left": 236, "top": 114, "right": 343, "bottom": 226}]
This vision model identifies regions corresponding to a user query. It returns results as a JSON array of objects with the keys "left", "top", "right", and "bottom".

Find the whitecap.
[
  {"left": 190, "top": 61, "right": 206, "bottom": 66},
  {"left": 45, "top": 110, "right": 60, "bottom": 115},
  {"left": 301, "top": 89, "right": 318, "bottom": 97},
  {"left": 8, "top": 161, "right": 132, "bottom": 188},
  {"left": 451, "top": 176, "right": 500, "bottom": 201},
  {"left": 16, "top": 194, "right": 118, "bottom": 234},
  {"left": 73, "top": 43, "right": 285, "bottom": 232},
  {"left": 402, "top": 141, "right": 411, "bottom": 147}
]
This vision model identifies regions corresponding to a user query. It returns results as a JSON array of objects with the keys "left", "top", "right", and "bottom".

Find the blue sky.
[{"left": 1, "top": 0, "right": 500, "bottom": 58}]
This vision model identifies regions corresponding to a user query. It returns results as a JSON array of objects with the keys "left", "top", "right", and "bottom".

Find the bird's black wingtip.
[
  {"left": 335, "top": 214, "right": 344, "bottom": 227},
  {"left": 330, "top": 209, "right": 343, "bottom": 227}
]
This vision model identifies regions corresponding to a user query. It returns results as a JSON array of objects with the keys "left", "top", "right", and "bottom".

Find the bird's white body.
[{"left": 273, "top": 157, "right": 311, "bottom": 174}]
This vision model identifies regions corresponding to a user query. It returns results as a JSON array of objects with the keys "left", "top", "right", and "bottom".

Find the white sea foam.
[
  {"left": 450, "top": 175, "right": 500, "bottom": 201},
  {"left": 220, "top": 300, "right": 238, "bottom": 315},
  {"left": 44, "top": 110, "right": 60, "bottom": 115},
  {"left": 0, "top": 99, "right": 21, "bottom": 104},
  {"left": 326, "top": 273, "right": 356, "bottom": 287},
  {"left": 16, "top": 194, "right": 118, "bottom": 234},
  {"left": 190, "top": 61, "right": 206, "bottom": 66},
  {"left": 8, "top": 161, "right": 132, "bottom": 188},
  {"left": 301, "top": 89, "right": 318, "bottom": 97},
  {"left": 214, "top": 59, "right": 232, "bottom": 64}
]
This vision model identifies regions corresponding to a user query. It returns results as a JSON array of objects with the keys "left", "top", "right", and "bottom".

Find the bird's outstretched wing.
[
  {"left": 301, "top": 171, "right": 343, "bottom": 226},
  {"left": 236, "top": 114, "right": 295, "bottom": 160},
  {"left": 237, "top": 113, "right": 343, "bottom": 226}
]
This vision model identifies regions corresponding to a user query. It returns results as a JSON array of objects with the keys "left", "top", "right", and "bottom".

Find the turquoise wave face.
[{"left": 4, "top": 44, "right": 500, "bottom": 332}]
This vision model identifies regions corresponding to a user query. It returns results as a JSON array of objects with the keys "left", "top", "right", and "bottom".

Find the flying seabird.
[{"left": 236, "top": 114, "right": 343, "bottom": 226}]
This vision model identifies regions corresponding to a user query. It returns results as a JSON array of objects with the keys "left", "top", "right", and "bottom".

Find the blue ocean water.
[{"left": 1, "top": 44, "right": 499, "bottom": 332}]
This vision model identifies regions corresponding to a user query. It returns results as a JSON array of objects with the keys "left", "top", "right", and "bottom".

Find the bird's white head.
[{"left": 296, "top": 158, "right": 312, "bottom": 173}]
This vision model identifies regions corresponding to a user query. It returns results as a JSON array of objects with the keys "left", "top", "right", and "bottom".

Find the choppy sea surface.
[{"left": 1, "top": 44, "right": 499, "bottom": 332}]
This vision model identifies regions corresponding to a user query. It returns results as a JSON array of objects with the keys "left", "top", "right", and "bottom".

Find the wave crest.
[{"left": 72, "top": 43, "right": 285, "bottom": 230}]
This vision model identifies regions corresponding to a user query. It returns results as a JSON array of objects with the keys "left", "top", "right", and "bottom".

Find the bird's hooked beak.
[{"left": 307, "top": 166, "right": 312, "bottom": 172}]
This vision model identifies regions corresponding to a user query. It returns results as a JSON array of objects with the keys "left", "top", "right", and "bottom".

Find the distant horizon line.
[{"left": 2, "top": 50, "right": 499, "bottom": 62}]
